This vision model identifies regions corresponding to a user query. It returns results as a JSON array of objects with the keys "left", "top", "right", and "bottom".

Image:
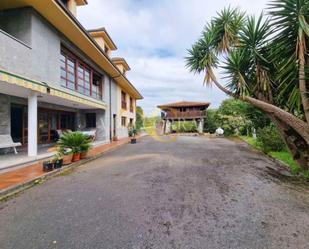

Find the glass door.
[{"left": 38, "top": 112, "right": 50, "bottom": 143}]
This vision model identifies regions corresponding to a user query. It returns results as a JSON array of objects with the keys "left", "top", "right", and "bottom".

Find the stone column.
[
  {"left": 28, "top": 91, "right": 38, "bottom": 157},
  {"left": 165, "top": 120, "right": 171, "bottom": 134},
  {"left": 198, "top": 119, "right": 204, "bottom": 134}
]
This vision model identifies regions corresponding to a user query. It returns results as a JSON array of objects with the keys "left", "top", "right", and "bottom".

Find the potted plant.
[
  {"left": 43, "top": 159, "right": 54, "bottom": 172},
  {"left": 53, "top": 153, "right": 63, "bottom": 169},
  {"left": 57, "top": 132, "right": 90, "bottom": 163},
  {"left": 80, "top": 141, "right": 92, "bottom": 159},
  {"left": 58, "top": 148, "right": 73, "bottom": 165},
  {"left": 128, "top": 127, "right": 137, "bottom": 144}
]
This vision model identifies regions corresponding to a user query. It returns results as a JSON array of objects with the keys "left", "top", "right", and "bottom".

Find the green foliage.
[
  {"left": 256, "top": 126, "right": 285, "bottom": 153},
  {"left": 136, "top": 106, "right": 144, "bottom": 131},
  {"left": 172, "top": 121, "right": 198, "bottom": 133},
  {"left": 204, "top": 98, "right": 270, "bottom": 136},
  {"left": 144, "top": 116, "right": 161, "bottom": 128},
  {"left": 128, "top": 127, "right": 137, "bottom": 137},
  {"left": 57, "top": 132, "right": 91, "bottom": 154},
  {"left": 204, "top": 109, "right": 220, "bottom": 133},
  {"left": 269, "top": 151, "right": 300, "bottom": 174},
  {"left": 241, "top": 136, "right": 307, "bottom": 177}
]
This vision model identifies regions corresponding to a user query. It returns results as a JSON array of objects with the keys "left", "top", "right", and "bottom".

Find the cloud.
[{"left": 77, "top": 0, "right": 269, "bottom": 115}]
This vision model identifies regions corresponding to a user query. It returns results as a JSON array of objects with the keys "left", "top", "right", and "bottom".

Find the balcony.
[{"left": 162, "top": 110, "right": 206, "bottom": 119}]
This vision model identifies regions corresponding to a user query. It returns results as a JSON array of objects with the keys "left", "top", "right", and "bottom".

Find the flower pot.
[
  {"left": 72, "top": 153, "right": 81, "bottom": 162},
  {"left": 54, "top": 159, "right": 63, "bottom": 169},
  {"left": 80, "top": 151, "right": 89, "bottom": 159},
  {"left": 43, "top": 161, "right": 54, "bottom": 172},
  {"left": 131, "top": 138, "right": 137, "bottom": 144},
  {"left": 63, "top": 154, "right": 73, "bottom": 165}
]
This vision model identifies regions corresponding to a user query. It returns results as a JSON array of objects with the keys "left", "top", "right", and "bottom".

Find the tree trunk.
[
  {"left": 269, "top": 114, "right": 309, "bottom": 170},
  {"left": 298, "top": 33, "right": 309, "bottom": 123},
  {"left": 213, "top": 79, "right": 309, "bottom": 144},
  {"left": 243, "top": 96, "right": 309, "bottom": 144}
]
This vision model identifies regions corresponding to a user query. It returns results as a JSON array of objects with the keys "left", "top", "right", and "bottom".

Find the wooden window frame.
[
  {"left": 121, "top": 116, "right": 126, "bottom": 127},
  {"left": 121, "top": 91, "right": 126, "bottom": 109},
  {"left": 60, "top": 46, "right": 103, "bottom": 100},
  {"left": 129, "top": 97, "right": 134, "bottom": 113}
]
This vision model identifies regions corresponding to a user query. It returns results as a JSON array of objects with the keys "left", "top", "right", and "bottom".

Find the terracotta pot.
[
  {"left": 72, "top": 153, "right": 81, "bottom": 162},
  {"left": 80, "top": 151, "right": 89, "bottom": 159},
  {"left": 63, "top": 154, "right": 73, "bottom": 165}
]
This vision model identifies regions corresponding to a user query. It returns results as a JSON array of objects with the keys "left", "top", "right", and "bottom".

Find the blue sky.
[{"left": 77, "top": 0, "right": 268, "bottom": 115}]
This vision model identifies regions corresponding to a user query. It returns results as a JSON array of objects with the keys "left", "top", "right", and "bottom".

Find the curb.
[{"left": 0, "top": 137, "right": 145, "bottom": 201}]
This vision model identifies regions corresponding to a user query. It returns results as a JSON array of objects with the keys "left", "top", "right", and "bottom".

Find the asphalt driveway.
[{"left": 0, "top": 136, "right": 308, "bottom": 249}]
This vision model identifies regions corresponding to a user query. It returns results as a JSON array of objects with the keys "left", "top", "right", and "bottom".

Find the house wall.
[
  {"left": 0, "top": 7, "right": 60, "bottom": 85},
  {"left": 0, "top": 7, "right": 111, "bottom": 143},
  {"left": 0, "top": 94, "right": 11, "bottom": 135},
  {"left": 116, "top": 86, "right": 136, "bottom": 139}
]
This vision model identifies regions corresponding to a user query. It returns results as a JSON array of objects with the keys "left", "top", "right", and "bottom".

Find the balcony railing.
[{"left": 162, "top": 110, "right": 205, "bottom": 119}]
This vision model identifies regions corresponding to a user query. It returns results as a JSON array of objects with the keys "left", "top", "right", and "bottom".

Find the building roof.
[
  {"left": 0, "top": 0, "right": 143, "bottom": 100},
  {"left": 76, "top": 0, "right": 88, "bottom": 6},
  {"left": 112, "top": 57, "right": 131, "bottom": 71},
  {"left": 158, "top": 101, "right": 211, "bottom": 109},
  {"left": 88, "top": 27, "right": 117, "bottom": 51}
]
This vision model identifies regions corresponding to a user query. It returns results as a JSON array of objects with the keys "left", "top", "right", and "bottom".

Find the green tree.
[
  {"left": 204, "top": 109, "right": 220, "bottom": 133},
  {"left": 186, "top": 1, "right": 309, "bottom": 170},
  {"left": 135, "top": 106, "right": 144, "bottom": 131}
]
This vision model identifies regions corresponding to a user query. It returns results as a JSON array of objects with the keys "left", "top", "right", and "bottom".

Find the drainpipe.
[{"left": 109, "top": 77, "right": 112, "bottom": 142}]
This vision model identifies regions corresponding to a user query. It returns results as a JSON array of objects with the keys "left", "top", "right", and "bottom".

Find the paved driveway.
[{"left": 0, "top": 136, "right": 308, "bottom": 249}]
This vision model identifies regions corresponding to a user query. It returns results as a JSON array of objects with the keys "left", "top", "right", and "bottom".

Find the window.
[
  {"left": 92, "top": 73, "right": 103, "bottom": 100},
  {"left": 61, "top": 53, "right": 76, "bottom": 90},
  {"left": 121, "top": 116, "right": 126, "bottom": 127},
  {"left": 60, "top": 46, "right": 103, "bottom": 100},
  {"left": 130, "top": 97, "right": 134, "bottom": 112},
  {"left": 86, "top": 113, "right": 96, "bottom": 128},
  {"left": 77, "top": 64, "right": 91, "bottom": 95},
  {"left": 129, "top": 118, "right": 134, "bottom": 127},
  {"left": 104, "top": 45, "right": 109, "bottom": 54},
  {"left": 121, "top": 91, "right": 127, "bottom": 109}
]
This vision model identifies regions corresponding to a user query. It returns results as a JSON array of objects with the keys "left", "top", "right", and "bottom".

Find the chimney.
[
  {"left": 112, "top": 58, "right": 131, "bottom": 76},
  {"left": 61, "top": 0, "right": 88, "bottom": 17},
  {"left": 88, "top": 28, "right": 117, "bottom": 57}
]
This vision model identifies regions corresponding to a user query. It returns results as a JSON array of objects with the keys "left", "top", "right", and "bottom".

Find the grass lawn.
[{"left": 240, "top": 136, "right": 309, "bottom": 178}]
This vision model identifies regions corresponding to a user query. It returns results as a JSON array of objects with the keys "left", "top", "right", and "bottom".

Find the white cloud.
[{"left": 77, "top": 0, "right": 269, "bottom": 115}]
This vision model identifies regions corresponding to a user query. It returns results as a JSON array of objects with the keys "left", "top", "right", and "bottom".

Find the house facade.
[
  {"left": 0, "top": 0, "right": 142, "bottom": 156},
  {"left": 158, "top": 101, "right": 210, "bottom": 134}
]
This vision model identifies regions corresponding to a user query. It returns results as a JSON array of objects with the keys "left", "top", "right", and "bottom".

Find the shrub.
[
  {"left": 204, "top": 109, "right": 220, "bottom": 133},
  {"left": 57, "top": 132, "right": 91, "bottom": 154},
  {"left": 257, "top": 126, "right": 285, "bottom": 153},
  {"left": 172, "top": 121, "right": 197, "bottom": 133}
]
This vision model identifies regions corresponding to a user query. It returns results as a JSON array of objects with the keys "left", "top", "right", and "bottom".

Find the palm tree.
[{"left": 186, "top": 1, "right": 309, "bottom": 170}]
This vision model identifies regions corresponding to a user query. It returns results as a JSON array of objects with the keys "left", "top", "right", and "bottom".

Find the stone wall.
[{"left": 0, "top": 94, "right": 11, "bottom": 135}]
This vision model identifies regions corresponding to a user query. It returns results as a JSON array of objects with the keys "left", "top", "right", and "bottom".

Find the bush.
[
  {"left": 204, "top": 109, "right": 220, "bottom": 133},
  {"left": 172, "top": 121, "right": 197, "bottom": 133},
  {"left": 57, "top": 132, "right": 91, "bottom": 154},
  {"left": 257, "top": 126, "right": 285, "bottom": 153}
]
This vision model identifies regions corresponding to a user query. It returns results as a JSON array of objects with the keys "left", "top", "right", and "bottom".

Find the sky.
[{"left": 77, "top": 0, "right": 269, "bottom": 116}]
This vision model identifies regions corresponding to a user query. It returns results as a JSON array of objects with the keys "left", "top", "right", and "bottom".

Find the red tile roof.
[{"left": 157, "top": 101, "right": 211, "bottom": 109}]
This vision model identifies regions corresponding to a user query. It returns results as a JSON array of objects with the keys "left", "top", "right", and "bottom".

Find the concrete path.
[{"left": 0, "top": 136, "right": 308, "bottom": 249}]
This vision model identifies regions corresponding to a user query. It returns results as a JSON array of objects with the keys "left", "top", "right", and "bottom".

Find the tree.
[
  {"left": 186, "top": 1, "right": 309, "bottom": 170},
  {"left": 204, "top": 99, "right": 268, "bottom": 135},
  {"left": 136, "top": 106, "right": 144, "bottom": 131}
]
